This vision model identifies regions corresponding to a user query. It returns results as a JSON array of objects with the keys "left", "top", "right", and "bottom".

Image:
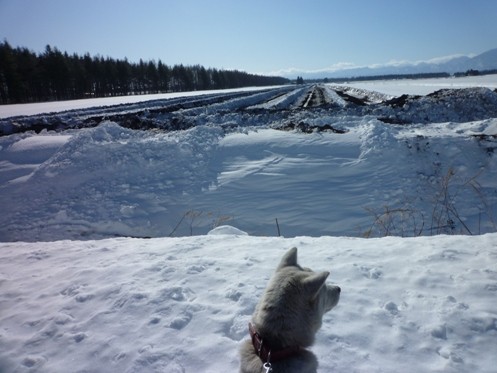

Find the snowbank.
[{"left": 1, "top": 115, "right": 496, "bottom": 241}]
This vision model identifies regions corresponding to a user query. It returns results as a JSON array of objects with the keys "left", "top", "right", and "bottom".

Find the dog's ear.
[
  {"left": 304, "top": 271, "right": 330, "bottom": 300},
  {"left": 277, "top": 247, "right": 298, "bottom": 269}
]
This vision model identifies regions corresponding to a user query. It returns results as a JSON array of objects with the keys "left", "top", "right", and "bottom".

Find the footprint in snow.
[
  {"left": 187, "top": 265, "right": 206, "bottom": 274},
  {"left": 75, "top": 293, "right": 94, "bottom": 303},
  {"left": 358, "top": 265, "right": 383, "bottom": 279},
  {"left": 468, "top": 316, "right": 497, "bottom": 333},
  {"left": 148, "top": 316, "right": 161, "bottom": 325},
  {"left": 244, "top": 256, "right": 262, "bottom": 267},
  {"left": 384, "top": 301, "right": 399, "bottom": 315},
  {"left": 60, "top": 283, "right": 84, "bottom": 297},
  {"left": 151, "top": 286, "right": 194, "bottom": 304},
  {"left": 22, "top": 355, "right": 47, "bottom": 368},
  {"left": 130, "top": 351, "right": 184, "bottom": 373},
  {"left": 224, "top": 316, "right": 250, "bottom": 341},
  {"left": 431, "top": 324, "right": 448, "bottom": 340},
  {"left": 54, "top": 313, "right": 74, "bottom": 325},
  {"left": 444, "top": 295, "right": 468, "bottom": 310},
  {"left": 169, "top": 311, "right": 193, "bottom": 330},
  {"left": 436, "top": 346, "right": 464, "bottom": 364},
  {"left": 226, "top": 288, "right": 243, "bottom": 301},
  {"left": 168, "top": 287, "right": 188, "bottom": 301},
  {"left": 440, "top": 249, "right": 462, "bottom": 260},
  {"left": 71, "top": 332, "right": 87, "bottom": 343},
  {"left": 112, "top": 352, "right": 127, "bottom": 362},
  {"left": 112, "top": 293, "right": 148, "bottom": 310}
]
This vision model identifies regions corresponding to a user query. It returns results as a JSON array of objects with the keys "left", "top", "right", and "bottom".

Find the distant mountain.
[
  {"left": 471, "top": 48, "right": 497, "bottom": 70},
  {"left": 285, "top": 48, "right": 497, "bottom": 79}
]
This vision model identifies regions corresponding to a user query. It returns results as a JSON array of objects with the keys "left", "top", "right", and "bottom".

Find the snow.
[
  {"left": 0, "top": 86, "right": 281, "bottom": 119},
  {"left": 1, "top": 76, "right": 497, "bottom": 372},
  {"left": 207, "top": 225, "right": 249, "bottom": 236},
  {"left": 340, "top": 74, "right": 497, "bottom": 96},
  {"left": 246, "top": 86, "right": 308, "bottom": 110},
  {"left": 1, "top": 116, "right": 496, "bottom": 240},
  {"left": 1, "top": 234, "right": 496, "bottom": 372}
]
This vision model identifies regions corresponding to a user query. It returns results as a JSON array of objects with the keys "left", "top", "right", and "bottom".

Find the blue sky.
[{"left": 1, "top": 0, "right": 496, "bottom": 75}]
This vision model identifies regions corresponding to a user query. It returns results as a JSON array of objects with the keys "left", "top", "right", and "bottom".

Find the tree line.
[
  {"left": 0, "top": 41, "right": 289, "bottom": 104},
  {"left": 453, "top": 68, "right": 497, "bottom": 77}
]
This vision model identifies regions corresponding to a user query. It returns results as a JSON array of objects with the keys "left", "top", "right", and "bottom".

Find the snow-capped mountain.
[{"left": 287, "top": 48, "right": 497, "bottom": 79}]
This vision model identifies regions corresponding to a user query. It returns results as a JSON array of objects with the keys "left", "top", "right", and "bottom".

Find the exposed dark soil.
[
  {"left": 277, "top": 121, "right": 347, "bottom": 134},
  {"left": 3, "top": 86, "right": 497, "bottom": 136},
  {"left": 333, "top": 89, "right": 368, "bottom": 106}
]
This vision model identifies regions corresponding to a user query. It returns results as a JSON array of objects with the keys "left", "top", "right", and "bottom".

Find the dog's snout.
[{"left": 337, "top": 286, "right": 341, "bottom": 293}]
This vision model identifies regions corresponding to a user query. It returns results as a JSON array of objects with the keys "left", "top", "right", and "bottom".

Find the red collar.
[{"left": 249, "top": 322, "right": 302, "bottom": 363}]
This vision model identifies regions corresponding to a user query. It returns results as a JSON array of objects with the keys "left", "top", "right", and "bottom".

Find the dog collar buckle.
[{"left": 263, "top": 361, "right": 273, "bottom": 373}]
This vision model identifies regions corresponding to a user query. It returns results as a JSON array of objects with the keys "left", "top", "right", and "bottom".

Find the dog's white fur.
[{"left": 239, "top": 247, "right": 340, "bottom": 373}]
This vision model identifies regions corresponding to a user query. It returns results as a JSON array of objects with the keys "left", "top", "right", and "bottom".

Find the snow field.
[
  {"left": 1, "top": 77, "right": 497, "bottom": 372},
  {"left": 1, "top": 233, "right": 496, "bottom": 372},
  {"left": 0, "top": 86, "right": 285, "bottom": 119},
  {"left": 341, "top": 73, "right": 497, "bottom": 96}
]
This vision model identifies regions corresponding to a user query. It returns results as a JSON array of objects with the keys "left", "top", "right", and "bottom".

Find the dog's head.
[{"left": 252, "top": 247, "right": 340, "bottom": 348}]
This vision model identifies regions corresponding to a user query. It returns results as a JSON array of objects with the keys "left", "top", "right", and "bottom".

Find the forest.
[{"left": 0, "top": 41, "right": 289, "bottom": 104}]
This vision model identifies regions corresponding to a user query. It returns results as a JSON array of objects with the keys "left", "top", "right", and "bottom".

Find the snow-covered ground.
[
  {"left": 0, "top": 86, "right": 281, "bottom": 119},
  {"left": 341, "top": 73, "right": 497, "bottom": 96},
  {"left": 1, "top": 76, "right": 497, "bottom": 372},
  {"left": 1, "top": 80, "right": 497, "bottom": 240},
  {"left": 1, "top": 233, "right": 496, "bottom": 372}
]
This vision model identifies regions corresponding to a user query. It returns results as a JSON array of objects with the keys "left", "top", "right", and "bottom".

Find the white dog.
[{"left": 239, "top": 247, "right": 341, "bottom": 373}]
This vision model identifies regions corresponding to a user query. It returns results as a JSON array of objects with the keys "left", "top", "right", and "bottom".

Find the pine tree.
[{"left": 0, "top": 40, "right": 289, "bottom": 104}]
